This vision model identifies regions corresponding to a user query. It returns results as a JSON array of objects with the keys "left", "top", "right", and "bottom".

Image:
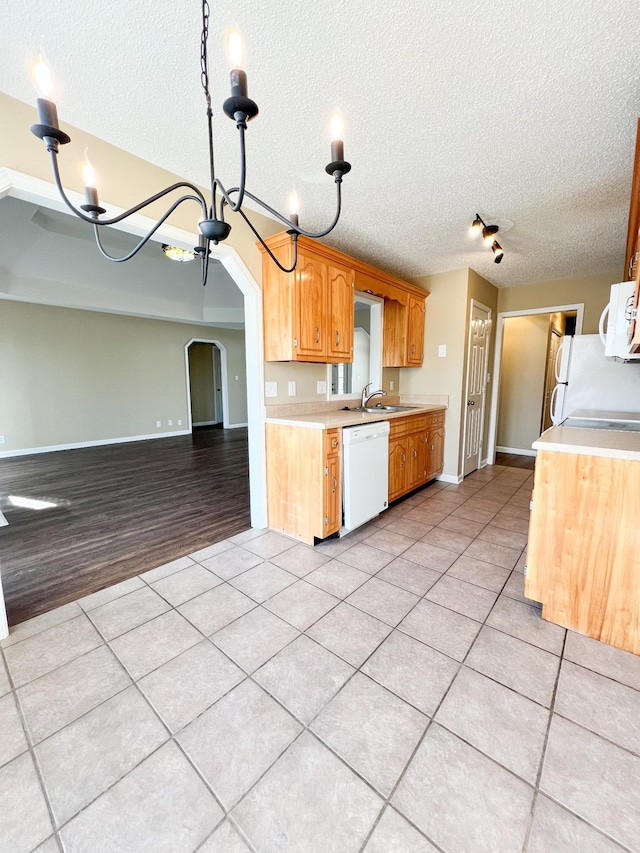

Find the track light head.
[
  {"left": 482, "top": 224, "right": 499, "bottom": 245},
  {"left": 470, "top": 215, "right": 483, "bottom": 236},
  {"left": 492, "top": 240, "right": 504, "bottom": 263}
]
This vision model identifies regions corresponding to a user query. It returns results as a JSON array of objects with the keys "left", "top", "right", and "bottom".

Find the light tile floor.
[{"left": 2, "top": 465, "right": 640, "bottom": 852}]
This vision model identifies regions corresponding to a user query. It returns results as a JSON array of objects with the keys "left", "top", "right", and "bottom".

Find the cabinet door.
[
  {"left": 295, "top": 255, "right": 326, "bottom": 358},
  {"left": 426, "top": 426, "right": 445, "bottom": 481},
  {"left": 327, "top": 263, "right": 354, "bottom": 362},
  {"left": 324, "top": 453, "right": 342, "bottom": 535},
  {"left": 388, "top": 437, "right": 408, "bottom": 501},
  {"left": 407, "top": 432, "right": 426, "bottom": 491},
  {"left": 407, "top": 294, "right": 425, "bottom": 365}
]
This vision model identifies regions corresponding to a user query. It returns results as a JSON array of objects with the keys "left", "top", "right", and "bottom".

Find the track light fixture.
[
  {"left": 29, "top": 1, "right": 351, "bottom": 285},
  {"left": 470, "top": 213, "right": 505, "bottom": 264}
]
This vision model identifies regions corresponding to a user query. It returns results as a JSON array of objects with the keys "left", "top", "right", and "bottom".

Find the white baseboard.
[
  {"left": 193, "top": 420, "right": 219, "bottom": 427},
  {"left": 0, "top": 430, "right": 191, "bottom": 459},
  {"left": 227, "top": 422, "right": 248, "bottom": 429},
  {"left": 496, "top": 446, "right": 537, "bottom": 458},
  {"left": 437, "top": 473, "right": 463, "bottom": 484},
  {"left": 0, "top": 511, "right": 8, "bottom": 527}
]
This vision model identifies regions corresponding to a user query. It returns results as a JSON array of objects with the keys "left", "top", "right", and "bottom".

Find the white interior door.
[{"left": 463, "top": 301, "right": 491, "bottom": 476}]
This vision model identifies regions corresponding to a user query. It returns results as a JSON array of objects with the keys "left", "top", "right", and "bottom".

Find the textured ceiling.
[{"left": 2, "top": 0, "right": 640, "bottom": 286}]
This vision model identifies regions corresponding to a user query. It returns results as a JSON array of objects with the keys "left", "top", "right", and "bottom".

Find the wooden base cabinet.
[
  {"left": 266, "top": 423, "right": 342, "bottom": 544},
  {"left": 426, "top": 416, "right": 445, "bottom": 482},
  {"left": 526, "top": 449, "right": 640, "bottom": 655},
  {"left": 388, "top": 410, "right": 445, "bottom": 502}
]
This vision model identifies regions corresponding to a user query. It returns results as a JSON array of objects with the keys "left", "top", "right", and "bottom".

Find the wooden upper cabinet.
[
  {"left": 328, "top": 262, "right": 354, "bottom": 360},
  {"left": 624, "top": 120, "right": 640, "bottom": 352},
  {"left": 406, "top": 294, "right": 426, "bottom": 365},
  {"left": 259, "top": 232, "right": 428, "bottom": 365},
  {"left": 295, "top": 254, "right": 326, "bottom": 358}
]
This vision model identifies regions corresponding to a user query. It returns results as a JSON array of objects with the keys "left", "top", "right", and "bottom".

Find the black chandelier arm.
[
  {"left": 234, "top": 206, "right": 299, "bottom": 273},
  {"left": 223, "top": 182, "right": 344, "bottom": 240},
  {"left": 91, "top": 193, "right": 205, "bottom": 263},
  {"left": 47, "top": 149, "right": 209, "bottom": 227}
]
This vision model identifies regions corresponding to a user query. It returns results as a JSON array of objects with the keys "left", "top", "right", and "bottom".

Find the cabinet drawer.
[
  {"left": 389, "top": 414, "right": 427, "bottom": 438},
  {"left": 425, "top": 410, "right": 445, "bottom": 428},
  {"left": 325, "top": 428, "right": 342, "bottom": 456}
]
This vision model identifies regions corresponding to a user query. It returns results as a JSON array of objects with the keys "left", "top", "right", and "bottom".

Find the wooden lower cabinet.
[
  {"left": 526, "top": 449, "right": 640, "bottom": 655},
  {"left": 388, "top": 410, "right": 445, "bottom": 502},
  {"left": 266, "top": 423, "right": 342, "bottom": 544}
]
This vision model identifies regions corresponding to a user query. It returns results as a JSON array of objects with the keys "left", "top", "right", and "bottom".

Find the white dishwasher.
[{"left": 341, "top": 420, "right": 390, "bottom": 534}]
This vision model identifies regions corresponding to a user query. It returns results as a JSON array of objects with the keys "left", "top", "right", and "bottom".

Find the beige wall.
[
  {"left": 497, "top": 270, "right": 621, "bottom": 333},
  {"left": 402, "top": 269, "right": 469, "bottom": 478},
  {"left": 188, "top": 343, "right": 216, "bottom": 424},
  {"left": 497, "top": 314, "right": 549, "bottom": 451},
  {"left": 0, "top": 301, "right": 247, "bottom": 452}
]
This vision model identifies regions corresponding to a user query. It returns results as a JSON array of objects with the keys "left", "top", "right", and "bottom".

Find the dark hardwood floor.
[
  {"left": 495, "top": 451, "right": 536, "bottom": 470},
  {"left": 0, "top": 427, "right": 250, "bottom": 626}
]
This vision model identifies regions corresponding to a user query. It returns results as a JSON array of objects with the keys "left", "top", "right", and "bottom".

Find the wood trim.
[
  {"left": 625, "top": 117, "right": 640, "bottom": 280},
  {"left": 258, "top": 232, "right": 430, "bottom": 301}
]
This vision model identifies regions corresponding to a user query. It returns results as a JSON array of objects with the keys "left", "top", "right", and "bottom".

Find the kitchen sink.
[{"left": 351, "top": 405, "right": 418, "bottom": 413}]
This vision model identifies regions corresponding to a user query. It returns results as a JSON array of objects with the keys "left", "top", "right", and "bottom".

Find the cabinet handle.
[
  {"left": 332, "top": 439, "right": 339, "bottom": 448},
  {"left": 401, "top": 453, "right": 406, "bottom": 463},
  {"left": 335, "top": 330, "right": 340, "bottom": 346},
  {"left": 315, "top": 327, "right": 321, "bottom": 343},
  {"left": 332, "top": 476, "right": 337, "bottom": 493},
  {"left": 412, "top": 449, "right": 417, "bottom": 459}
]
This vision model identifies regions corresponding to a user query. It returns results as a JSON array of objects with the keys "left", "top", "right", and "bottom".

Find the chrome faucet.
[{"left": 361, "top": 383, "right": 387, "bottom": 408}]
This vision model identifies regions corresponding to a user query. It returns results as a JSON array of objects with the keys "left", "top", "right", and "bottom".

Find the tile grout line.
[{"left": 0, "top": 644, "right": 62, "bottom": 851}]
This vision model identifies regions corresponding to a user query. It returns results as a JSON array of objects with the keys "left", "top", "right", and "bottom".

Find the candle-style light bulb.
[
  {"left": 82, "top": 149, "right": 101, "bottom": 209},
  {"left": 330, "top": 114, "right": 345, "bottom": 164},
  {"left": 30, "top": 51, "right": 65, "bottom": 134},
  {"left": 330, "top": 114, "right": 344, "bottom": 142},
  {"left": 288, "top": 192, "right": 299, "bottom": 227},
  {"left": 82, "top": 150, "right": 96, "bottom": 188},
  {"left": 31, "top": 54, "right": 53, "bottom": 99},
  {"left": 227, "top": 30, "right": 244, "bottom": 69},
  {"left": 226, "top": 30, "right": 248, "bottom": 100}
]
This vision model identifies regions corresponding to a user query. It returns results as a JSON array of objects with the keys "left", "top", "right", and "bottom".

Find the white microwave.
[{"left": 599, "top": 281, "right": 640, "bottom": 362}]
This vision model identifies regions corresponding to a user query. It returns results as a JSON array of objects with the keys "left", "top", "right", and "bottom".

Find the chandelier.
[{"left": 29, "top": 1, "right": 351, "bottom": 285}]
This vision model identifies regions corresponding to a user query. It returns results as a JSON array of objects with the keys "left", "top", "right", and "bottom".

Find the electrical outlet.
[
  {"left": 156, "top": 421, "right": 161, "bottom": 428},
  {"left": 178, "top": 419, "right": 183, "bottom": 426},
  {"left": 0, "top": 435, "right": 5, "bottom": 445},
  {"left": 288, "top": 381, "right": 297, "bottom": 396},
  {"left": 317, "top": 380, "right": 327, "bottom": 394},
  {"left": 389, "top": 381, "right": 395, "bottom": 391},
  {"left": 438, "top": 344, "right": 447, "bottom": 358},
  {"left": 265, "top": 381, "right": 278, "bottom": 398},
  {"left": 234, "top": 374, "right": 239, "bottom": 381},
  {"left": 168, "top": 419, "right": 173, "bottom": 426}
]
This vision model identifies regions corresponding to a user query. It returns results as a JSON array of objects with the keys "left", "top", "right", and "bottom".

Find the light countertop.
[
  {"left": 265, "top": 404, "right": 446, "bottom": 430},
  {"left": 533, "top": 412, "right": 640, "bottom": 461}
]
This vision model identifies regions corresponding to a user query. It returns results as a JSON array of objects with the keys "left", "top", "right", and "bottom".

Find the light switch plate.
[
  {"left": 288, "top": 381, "right": 297, "bottom": 396},
  {"left": 389, "top": 381, "right": 395, "bottom": 391},
  {"left": 265, "top": 381, "right": 278, "bottom": 398},
  {"left": 317, "top": 380, "right": 327, "bottom": 394},
  {"left": 438, "top": 344, "right": 447, "bottom": 358}
]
